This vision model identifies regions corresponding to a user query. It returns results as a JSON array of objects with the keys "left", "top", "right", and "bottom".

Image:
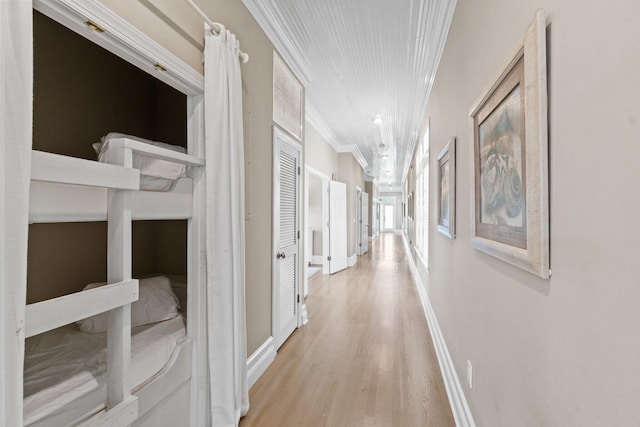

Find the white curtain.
[
  {"left": 204, "top": 24, "right": 249, "bottom": 426},
  {"left": 0, "top": 1, "right": 32, "bottom": 426}
]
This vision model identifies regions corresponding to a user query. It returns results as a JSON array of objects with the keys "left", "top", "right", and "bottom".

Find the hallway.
[{"left": 240, "top": 232, "right": 455, "bottom": 426}]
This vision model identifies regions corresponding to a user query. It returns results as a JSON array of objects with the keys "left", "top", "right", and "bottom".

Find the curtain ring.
[{"left": 210, "top": 22, "right": 223, "bottom": 37}]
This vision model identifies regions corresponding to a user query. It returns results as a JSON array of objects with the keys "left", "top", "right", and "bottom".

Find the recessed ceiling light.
[{"left": 373, "top": 115, "right": 382, "bottom": 125}]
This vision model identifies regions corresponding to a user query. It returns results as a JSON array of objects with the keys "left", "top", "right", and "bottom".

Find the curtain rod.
[{"left": 183, "top": 0, "right": 249, "bottom": 63}]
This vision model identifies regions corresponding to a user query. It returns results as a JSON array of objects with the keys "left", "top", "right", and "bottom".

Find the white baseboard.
[
  {"left": 311, "top": 255, "right": 324, "bottom": 265},
  {"left": 348, "top": 253, "right": 357, "bottom": 267},
  {"left": 401, "top": 234, "right": 476, "bottom": 427},
  {"left": 247, "top": 336, "right": 276, "bottom": 389},
  {"left": 300, "top": 303, "right": 309, "bottom": 325}
]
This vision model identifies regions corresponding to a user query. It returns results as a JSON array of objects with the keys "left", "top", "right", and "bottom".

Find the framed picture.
[
  {"left": 469, "top": 11, "right": 550, "bottom": 279},
  {"left": 437, "top": 138, "right": 455, "bottom": 238},
  {"left": 273, "top": 52, "right": 303, "bottom": 140}
]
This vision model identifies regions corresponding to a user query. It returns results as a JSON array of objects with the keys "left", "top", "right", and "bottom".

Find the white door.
[
  {"left": 361, "top": 192, "right": 369, "bottom": 254},
  {"left": 384, "top": 204, "right": 395, "bottom": 230},
  {"left": 356, "top": 189, "right": 361, "bottom": 255},
  {"left": 273, "top": 128, "right": 301, "bottom": 349},
  {"left": 328, "top": 180, "right": 348, "bottom": 274}
]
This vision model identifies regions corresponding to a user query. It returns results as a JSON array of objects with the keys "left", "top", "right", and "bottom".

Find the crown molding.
[
  {"left": 305, "top": 103, "right": 340, "bottom": 152},
  {"left": 243, "top": 0, "right": 458, "bottom": 181},
  {"left": 238, "top": 0, "right": 371, "bottom": 172},
  {"left": 305, "top": 104, "right": 368, "bottom": 170},
  {"left": 401, "top": 0, "right": 458, "bottom": 185},
  {"left": 242, "top": 0, "right": 311, "bottom": 87}
]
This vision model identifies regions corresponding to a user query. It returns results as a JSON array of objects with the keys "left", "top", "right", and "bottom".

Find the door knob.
[{"left": 276, "top": 252, "right": 286, "bottom": 259}]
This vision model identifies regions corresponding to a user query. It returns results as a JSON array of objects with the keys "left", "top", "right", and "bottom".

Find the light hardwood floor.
[{"left": 240, "top": 232, "right": 455, "bottom": 427}]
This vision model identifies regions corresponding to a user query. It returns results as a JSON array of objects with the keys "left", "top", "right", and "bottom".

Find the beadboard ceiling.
[{"left": 243, "top": 0, "right": 456, "bottom": 190}]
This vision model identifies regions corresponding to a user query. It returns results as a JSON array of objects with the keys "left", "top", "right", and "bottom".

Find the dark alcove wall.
[
  {"left": 28, "top": 11, "right": 189, "bottom": 304},
  {"left": 32, "top": 10, "right": 187, "bottom": 160}
]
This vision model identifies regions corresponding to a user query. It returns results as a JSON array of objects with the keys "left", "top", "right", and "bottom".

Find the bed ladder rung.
[
  {"left": 24, "top": 280, "right": 139, "bottom": 338},
  {"left": 109, "top": 137, "right": 205, "bottom": 167},
  {"left": 31, "top": 150, "right": 140, "bottom": 190}
]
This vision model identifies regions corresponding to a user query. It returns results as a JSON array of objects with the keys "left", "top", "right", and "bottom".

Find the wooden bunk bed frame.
[
  {"left": 30, "top": 140, "right": 203, "bottom": 223},
  {"left": 27, "top": 141, "right": 202, "bottom": 426},
  {"left": 26, "top": 1, "right": 208, "bottom": 425}
]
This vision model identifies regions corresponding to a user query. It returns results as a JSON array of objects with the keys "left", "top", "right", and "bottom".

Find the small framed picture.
[
  {"left": 469, "top": 11, "right": 549, "bottom": 278},
  {"left": 437, "top": 138, "right": 455, "bottom": 238},
  {"left": 273, "top": 52, "right": 303, "bottom": 141}
]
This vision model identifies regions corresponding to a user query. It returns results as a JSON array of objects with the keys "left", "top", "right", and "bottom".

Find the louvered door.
[{"left": 273, "top": 128, "right": 301, "bottom": 350}]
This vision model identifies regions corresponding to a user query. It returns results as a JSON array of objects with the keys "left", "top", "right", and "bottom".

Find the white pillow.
[{"left": 78, "top": 276, "right": 180, "bottom": 333}]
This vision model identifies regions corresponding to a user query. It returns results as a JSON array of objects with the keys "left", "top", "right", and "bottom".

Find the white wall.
[
  {"left": 364, "top": 181, "right": 378, "bottom": 239},
  {"left": 338, "top": 153, "right": 365, "bottom": 257},
  {"left": 408, "top": 1, "right": 640, "bottom": 426},
  {"left": 304, "top": 122, "right": 338, "bottom": 269},
  {"left": 308, "top": 174, "right": 323, "bottom": 255},
  {"left": 305, "top": 122, "right": 340, "bottom": 177}
]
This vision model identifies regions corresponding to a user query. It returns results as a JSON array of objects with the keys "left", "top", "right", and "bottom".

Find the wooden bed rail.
[
  {"left": 85, "top": 395, "right": 138, "bottom": 427},
  {"left": 108, "top": 137, "right": 205, "bottom": 167},
  {"left": 27, "top": 138, "right": 201, "bottom": 424},
  {"left": 31, "top": 150, "right": 139, "bottom": 189},
  {"left": 24, "top": 280, "right": 139, "bottom": 338}
]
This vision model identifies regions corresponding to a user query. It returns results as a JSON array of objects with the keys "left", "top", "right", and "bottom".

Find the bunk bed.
[
  {"left": 25, "top": 137, "right": 204, "bottom": 426},
  {"left": 29, "top": 135, "right": 200, "bottom": 223}
]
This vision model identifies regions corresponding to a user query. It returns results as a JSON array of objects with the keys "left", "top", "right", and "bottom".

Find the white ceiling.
[{"left": 243, "top": 0, "right": 456, "bottom": 190}]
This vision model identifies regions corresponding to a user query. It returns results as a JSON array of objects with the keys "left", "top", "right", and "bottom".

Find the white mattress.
[{"left": 23, "top": 315, "right": 186, "bottom": 425}]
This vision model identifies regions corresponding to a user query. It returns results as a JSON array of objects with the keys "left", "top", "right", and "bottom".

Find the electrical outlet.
[{"left": 467, "top": 360, "right": 473, "bottom": 389}]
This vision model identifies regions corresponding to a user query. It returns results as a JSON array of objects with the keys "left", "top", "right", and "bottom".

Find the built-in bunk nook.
[{"left": 22, "top": 1, "right": 207, "bottom": 425}]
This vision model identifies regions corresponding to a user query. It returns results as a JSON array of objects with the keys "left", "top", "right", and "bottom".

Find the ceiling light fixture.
[{"left": 373, "top": 115, "right": 382, "bottom": 125}]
